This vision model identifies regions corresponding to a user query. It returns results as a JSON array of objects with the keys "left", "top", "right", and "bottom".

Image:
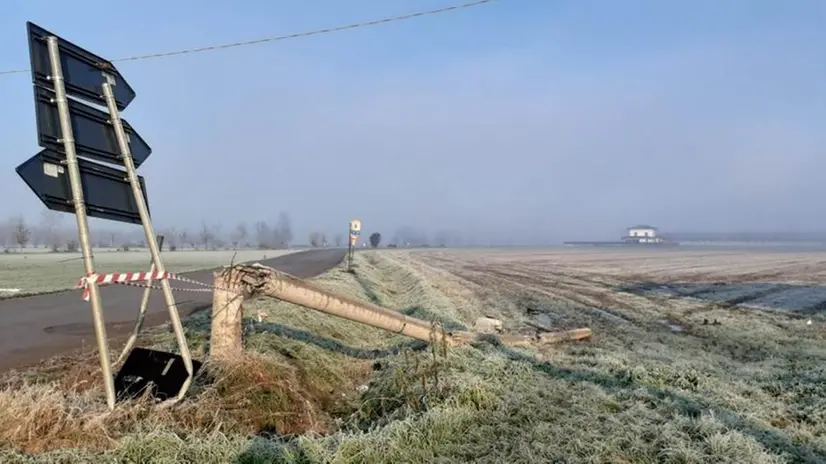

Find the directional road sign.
[
  {"left": 20, "top": 22, "right": 186, "bottom": 412},
  {"left": 34, "top": 85, "right": 152, "bottom": 168},
  {"left": 27, "top": 22, "right": 136, "bottom": 111},
  {"left": 16, "top": 149, "right": 150, "bottom": 225}
]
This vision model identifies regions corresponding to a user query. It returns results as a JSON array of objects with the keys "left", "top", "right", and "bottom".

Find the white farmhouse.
[{"left": 624, "top": 225, "right": 663, "bottom": 244}]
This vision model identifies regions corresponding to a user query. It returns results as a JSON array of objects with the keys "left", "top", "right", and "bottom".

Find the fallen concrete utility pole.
[{"left": 210, "top": 263, "right": 592, "bottom": 360}]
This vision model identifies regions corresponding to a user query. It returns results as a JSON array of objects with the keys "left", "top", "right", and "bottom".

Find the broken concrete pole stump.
[{"left": 210, "top": 268, "right": 247, "bottom": 361}]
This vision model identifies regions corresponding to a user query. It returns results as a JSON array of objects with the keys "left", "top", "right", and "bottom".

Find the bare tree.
[
  {"left": 66, "top": 238, "right": 79, "bottom": 252},
  {"left": 6, "top": 220, "right": 18, "bottom": 249},
  {"left": 126, "top": 229, "right": 145, "bottom": 248},
  {"left": 11, "top": 216, "right": 30, "bottom": 250},
  {"left": 211, "top": 224, "right": 224, "bottom": 249},
  {"left": 334, "top": 233, "right": 343, "bottom": 248},
  {"left": 178, "top": 229, "right": 190, "bottom": 250},
  {"left": 92, "top": 229, "right": 108, "bottom": 248},
  {"left": 0, "top": 218, "right": 10, "bottom": 249},
  {"left": 237, "top": 222, "right": 248, "bottom": 248},
  {"left": 231, "top": 222, "right": 248, "bottom": 248},
  {"left": 28, "top": 222, "right": 41, "bottom": 248},
  {"left": 166, "top": 227, "right": 178, "bottom": 250},
  {"left": 39, "top": 210, "right": 63, "bottom": 251},
  {"left": 308, "top": 232, "right": 323, "bottom": 248},
  {"left": 273, "top": 212, "right": 293, "bottom": 249},
  {"left": 199, "top": 222, "right": 213, "bottom": 250},
  {"left": 255, "top": 221, "right": 272, "bottom": 249}
]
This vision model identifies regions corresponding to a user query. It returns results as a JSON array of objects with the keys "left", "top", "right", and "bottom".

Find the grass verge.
[{"left": 0, "top": 250, "right": 824, "bottom": 463}]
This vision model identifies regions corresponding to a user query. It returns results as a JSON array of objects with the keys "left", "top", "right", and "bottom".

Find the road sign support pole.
[
  {"left": 347, "top": 239, "right": 353, "bottom": 271},
  {"left": 116, "top": 235, "right": 164, "bottom": 365},
  {"left": 101, "top": 81, "right": 194, "bottom": 403},
  {"left": 46, "top": 36, "right": 116, "bottom": 410}
]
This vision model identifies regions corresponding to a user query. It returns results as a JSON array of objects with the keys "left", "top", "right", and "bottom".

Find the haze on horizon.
[{"left": 0, "top": 0, "right": 824, "bottom": 246}]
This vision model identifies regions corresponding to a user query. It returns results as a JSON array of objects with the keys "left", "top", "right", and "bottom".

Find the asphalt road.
[{"left": 0, "top": 248, "right": 345, "bottom": 371}]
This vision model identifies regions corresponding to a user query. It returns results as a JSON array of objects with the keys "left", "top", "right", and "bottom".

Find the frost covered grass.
[
  {"left": 0, "top": 249, "right": 299, "bottom": 297},
  {"left": 1, "top": 249, "right": 824, "bottom": 463}
]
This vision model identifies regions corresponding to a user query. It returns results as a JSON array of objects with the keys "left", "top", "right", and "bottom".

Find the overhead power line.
[{"left": 0, "top": 0, "right": 495, "bottom": 77}]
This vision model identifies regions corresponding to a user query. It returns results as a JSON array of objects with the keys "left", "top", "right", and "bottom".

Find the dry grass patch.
[{"left": 0, "top": 325, "right": 370, "bottom": 456}]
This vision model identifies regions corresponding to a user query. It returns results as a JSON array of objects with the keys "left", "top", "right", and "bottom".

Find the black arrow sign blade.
[
  {"left": 16, "top": 149, "right": 150, "bottom": 225},
  {"left": 27, "top": 22, "right": 136, "bottom": 111},
  {"left": 34, "top": 86, "right": 152, "bottom": 168}
]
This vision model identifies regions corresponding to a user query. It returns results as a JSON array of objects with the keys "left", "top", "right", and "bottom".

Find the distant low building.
[
  {"left": 623, "top": 225, "right": 663, "bottom": 244},
  {"left": 563, "top": 224, "right": 677, "bottom": 247}
]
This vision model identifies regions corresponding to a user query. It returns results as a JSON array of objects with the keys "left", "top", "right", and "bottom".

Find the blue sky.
[{"left": 1, "top": 0, "right": 824, "bottom": 244}]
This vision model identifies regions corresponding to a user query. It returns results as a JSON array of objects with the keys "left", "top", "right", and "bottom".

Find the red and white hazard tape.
[
  {"left": 76, "top": 271, "right": 171, "bottom": 289},
  {"left": 75, "top": 271, "right": 235, "bottom": 301}
]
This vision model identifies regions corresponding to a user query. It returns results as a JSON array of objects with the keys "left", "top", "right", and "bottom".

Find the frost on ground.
[
  {"left": 0, "top": 249, "right": 824, "bottom": 463},
  {"left": 0, "top": 249, "right": 299, "bottom": 297}
]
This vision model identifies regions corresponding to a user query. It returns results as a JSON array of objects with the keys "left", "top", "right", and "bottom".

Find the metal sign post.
[
  {"left": 101, "top": 81, "right": 194, "bottom": 401},
  {"left": 347, "top": 232, "right": 353, "bottom": 271},
  {"left": 116, "top": 235, "right": 163, "bottom": 365},
  {"left": 45, "top": 36, "right": 116, "bottom": 410}
]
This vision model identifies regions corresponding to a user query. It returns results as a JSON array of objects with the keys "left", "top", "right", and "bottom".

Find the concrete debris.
[{"left": 474, "top": 316, "right": 504, "bottom": 333}]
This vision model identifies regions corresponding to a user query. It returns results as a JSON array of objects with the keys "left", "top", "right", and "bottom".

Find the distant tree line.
[
  {"left": 0, "top": 210, "right": 297, "bottom": 253},
  {"left": 339, "top": 227, "right": 462, "bottom": 249},
  {"left": 0, "top": 212, "right": 466, "bottom": 253},
  {"left": 0, "top": 211, "right": 78, "bottom": 253}
]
